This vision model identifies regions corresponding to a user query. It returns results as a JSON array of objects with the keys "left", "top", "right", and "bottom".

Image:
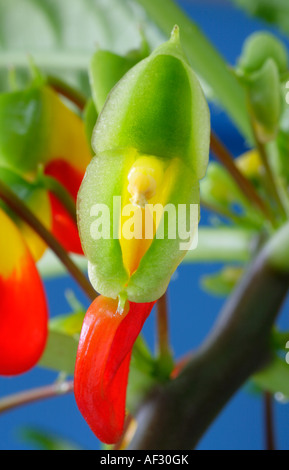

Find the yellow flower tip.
[
  {"left": 127, "top": 155, "right": 164, "bottom": 208},
  {"left": 236, "top": 150, "right": 262, "bottom": 177}
]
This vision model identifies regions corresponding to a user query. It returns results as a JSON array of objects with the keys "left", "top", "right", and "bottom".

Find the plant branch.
[
  {"left": 128, "top": 222, "right": 289, "bottom": 450},
  {"left": 0, "top": 179, "right": 96, "bottom": 301},
  {"left": 0, "top": 381, "right": 74, "bottom": 414}
]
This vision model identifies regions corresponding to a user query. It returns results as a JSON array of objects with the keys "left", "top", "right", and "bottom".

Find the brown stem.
[
  {"left": 251, "top": 123, "right": 287, "bottom": 221},
  {"left": 46, "top": 75, "right": 86, "bottom": 111},
  {"left": 0, "top": 179, "right": 96, "bottom": 301},
  {"left": 42, "top": 175, "right": 77, "bottom": 224},
  {"left": 264, "top": 392, "right": 276, "bottom": 450},
  {"left": 0, "top": 381, "right": 74, "bottom": 414},
  {"left": 156, "top": 292, "right": 171, "bottom": 358},
  {"left": 210, "top": 132, "right": 274, "bottom": 224}
]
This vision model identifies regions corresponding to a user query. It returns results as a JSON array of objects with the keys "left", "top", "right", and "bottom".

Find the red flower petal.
[
  {"left": 74, "top": 296, "right": 155, "bottom": 444},
  {"left": 0, "top": 211, "right": 48, "bottom": 376},
  {"left": 45, "top": 159, "right": 84, "bottom": 254}
]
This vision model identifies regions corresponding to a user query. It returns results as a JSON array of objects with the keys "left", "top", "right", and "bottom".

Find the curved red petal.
[
  {"left": 74, "top": 296, "right": 155, "bottom": 444},
  {"left": 0, "top": 215, "right": 48, "bottom": 376},
  {"left": 45, "top": 159, "right": 84, "bottom": 254}
]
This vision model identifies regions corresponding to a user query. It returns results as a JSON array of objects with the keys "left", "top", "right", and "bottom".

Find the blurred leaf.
[
  {"left": 0, "top": 0, "right": 163, "bottom": 92},
  {"left": 201, "top": 266, "right": 244, "bottom": 297},
  {"left": 230, "top": 0, "right": 289, "bottom": 37},
  {"left": 253, "top": 354, "right": 289, "bottom": 398},
  {"left": 39, "top": 312, "right": 84, "bottom": 375},
  {"left": 20, "top": 427, "right": 82, "bottom": 450},
  {"left": 184, "top": 227, "right": 257, "bottom": 263}
]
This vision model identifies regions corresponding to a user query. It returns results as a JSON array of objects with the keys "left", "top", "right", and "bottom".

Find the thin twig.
[
  {"left": 210, "top": 132, "right": 275, "bottom": 224},
  {"left": 0, "top": 381, "right": 74, "bottom": 414},
  {"left": 42, "top": 175, "right": 77, "bottom": 224},
  {"left": 156, "top": 292, "right": 171, "bottom": 359},
  {"left": 0, "top": 179, "right": 96, "bottom": 301},
  {"left": 46, "top": 75, "right": 86, "bottom": 111},
  {"left": 251, "top": 122, "right": 287, "bottom": 221},
  {"left": 264, "top": 392, "right": 276, "bottom": 451}
]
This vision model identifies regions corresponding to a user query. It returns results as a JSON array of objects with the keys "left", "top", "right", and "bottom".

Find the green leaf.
[
  {"left": 184, "top": 227, "right": 256, "bottom": 263},
  {"left": 229, "top": 0, "right": 289, "bottom": 38},
  {"left": 0, "top": 0, "right": 163, "bottom": 93},
  {"left": 201, "top": 266, "right": 244, "bottom": 297},
  {"left": 39, "top": 312, "right": 85, "bottom": 375},
  {"left": 20, "top": 427, "right": 82, "bottom": 450},
  {"left": 253, "top": 355, "right": 289, "bottom": 398}
]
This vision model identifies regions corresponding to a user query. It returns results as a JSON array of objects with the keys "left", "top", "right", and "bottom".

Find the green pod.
[{"left": 78, "top": 26, "right": 210, "bottom": 302}]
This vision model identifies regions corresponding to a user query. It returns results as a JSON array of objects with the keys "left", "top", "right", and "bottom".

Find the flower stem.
[
  {"left": 0, "top": 380, "right": 74, "bottom": 414},
  {"left": 251, "top": 122, "right": 287, "bottom": 222},
  {"left": 210, "top": 132, "right": 275, "bottom": 225},
  {"left": 0, "top": 179, "right": 96, "bottom": 301},
  {"left": 264, "top": 392, "right": 276, "bottom": 450},
  {"left": 156, "top": 292, "right": 171, "bottom": 359},
  {"left": 46, "top": 75, "right": 86, "bottom": 111},
  {"left": 41, "top": 175, "right": 77, "bottom": 224}
]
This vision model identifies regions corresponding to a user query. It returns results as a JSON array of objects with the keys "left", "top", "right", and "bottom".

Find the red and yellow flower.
[{"left": 0, "top": 84, "right": 92, "bottom": 375}]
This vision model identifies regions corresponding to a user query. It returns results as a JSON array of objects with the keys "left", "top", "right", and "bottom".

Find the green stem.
[
  {"left": 134, "top": 0, "right": 252, "bottom": 140},
  {"left": 0, "top": 179, "right": 96, "bottom": 301}
]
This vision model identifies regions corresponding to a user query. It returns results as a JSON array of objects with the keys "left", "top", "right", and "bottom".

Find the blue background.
[{"left": 1, "top": 0, "right": 289, "bottom": 450}]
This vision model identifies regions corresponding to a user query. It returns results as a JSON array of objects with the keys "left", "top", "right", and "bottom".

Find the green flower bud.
[
  {"left": 247, "top": 58, "right": 282, "bottom": 143},
  {"left": 237, "top": 31, "right": 288, "bottom": 76},
  {"left": 78, "top": 26, "right": 210, "bottom": 303},
  {"left": 236, "top": 32, "right": 288, "bottom": 143}
]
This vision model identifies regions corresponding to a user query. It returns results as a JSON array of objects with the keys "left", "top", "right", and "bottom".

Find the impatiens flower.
[
  {"left": 75, "top": 27, "right": 210, "bottom": 444},
  {"left": 0, "top": 85, "right": 92, "bottom": 254},
  {"left": 0, "top": 207, "right": 48, "bottom": 375}
]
